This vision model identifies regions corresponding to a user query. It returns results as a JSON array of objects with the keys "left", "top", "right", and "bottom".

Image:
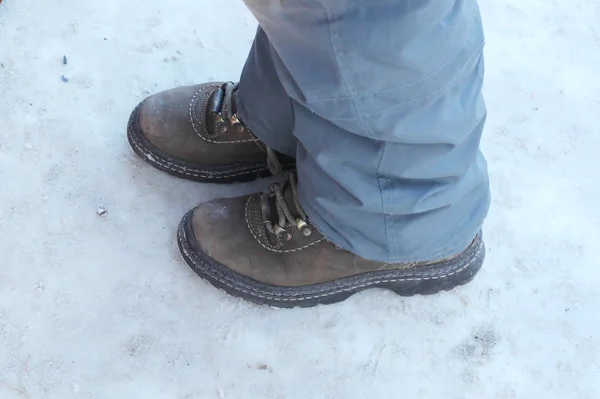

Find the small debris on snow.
[
  {"left": 253, "top": 363, "right": 271, "bottom": 371},
  {"left": 60, "top": 75, "right": 69, "bottom": 83},
  {"left": 96, "top": 206, "right": 107, "bottom": 216},
  {"left": 63, "top": 55, "right": 68, "bottom": 65},
  {"left": 34, "top": 281, "right": 44, "bottom": 292}
]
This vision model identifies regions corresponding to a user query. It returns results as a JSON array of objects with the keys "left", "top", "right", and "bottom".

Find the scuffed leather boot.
[
  {"left": 177, "top": 173, "right": 485, "bottom": 308},
  {"left": 127, "top": 82, "right": 295, "bottom": 183}
]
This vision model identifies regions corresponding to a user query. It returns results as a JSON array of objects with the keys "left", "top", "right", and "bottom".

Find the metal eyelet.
[
  {"left": 229, "top": 115, "right": 245, "bottom": 133},
  {"left": 214, "top": 115, "right": 227, "bottom": 135},
  {"left": 296, "top": 218, "right": 312, "bottom": 237},
  {"left": 274, "top": 225, "right": 292, "bottom": 241}
]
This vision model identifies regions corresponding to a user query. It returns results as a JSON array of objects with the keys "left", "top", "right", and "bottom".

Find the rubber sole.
[
  {"left": 127, "top": 101, "right": 292, "bottom": 183},
  {"left": 177, "top": 210, "right": 485, "bottom": 308}
]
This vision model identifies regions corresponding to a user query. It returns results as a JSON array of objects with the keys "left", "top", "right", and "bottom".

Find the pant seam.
[
  {"left": 376, "top": 142, "right": 394, "bottom": 259},
  {"left": 316, "top": 0, "right": 373, "bottom": 139}
]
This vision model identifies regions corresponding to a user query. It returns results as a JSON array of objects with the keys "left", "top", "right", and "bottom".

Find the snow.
[{"left": 1, "top": 0, "right": 599, "bottom": 398}]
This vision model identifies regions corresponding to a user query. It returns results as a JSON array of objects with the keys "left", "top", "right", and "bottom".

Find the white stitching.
[
  {"left": 178, "top": 220, "right": 481, "bottom": 302},
  {"left": 245, "top": 196, "right": 325, "bottom": 253},
  {"left": 129, "top": 127, "right": 268, "bottom": 179},
  {"left": 251, "top": 136, "right": 267, "bottom": 154},
  {"left": 189, "top": 87, "right": 259, "bottom": 144}
]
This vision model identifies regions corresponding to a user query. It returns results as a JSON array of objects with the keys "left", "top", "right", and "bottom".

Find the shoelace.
[
  {"left": 209, "top": 82, "right": 240, "bottom": 137},
  {"left": 209, "top": 82, "right": 283, "bottom": 176},
  {"left": 260, "top": 173, "right": 312, "bottom": 242}
]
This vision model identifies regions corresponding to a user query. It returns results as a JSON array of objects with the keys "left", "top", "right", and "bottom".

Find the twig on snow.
[
  {"left": 0, "top": 381, "right": 29, "bottom": 397},
  {"left": 20, "top": 354, "right": 31, "bottom": 394}
]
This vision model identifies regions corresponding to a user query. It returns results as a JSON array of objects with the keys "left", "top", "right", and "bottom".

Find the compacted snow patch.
[{"left": 1, "top": 0, "right": 599, "bottom": 398}]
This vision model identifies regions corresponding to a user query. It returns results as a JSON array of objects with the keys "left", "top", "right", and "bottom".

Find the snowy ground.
[{"left": 1, "top": 0, "right": 599, "bottom": 398}]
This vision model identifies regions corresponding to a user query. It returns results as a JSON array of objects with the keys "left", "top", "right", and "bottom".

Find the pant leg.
[
  {"left": 243, "top": 0, "right": 491, "bottom": 263},
  {"left": 236, "top": 26, "right": 297, "bottom": 157}
]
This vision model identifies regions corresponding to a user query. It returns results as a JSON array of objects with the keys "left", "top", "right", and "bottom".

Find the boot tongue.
[
  {"left": 266, "top": 148, "right": 283, "bottom": 176},
  {"left": 282, "top": 179, "right": 301, "bottom": 219},
  {"left": 231, "top": 89, "right": 239, "bottom": 115},
  {"left": 279, "top": 178, "right": 313, "bottom": 237}
]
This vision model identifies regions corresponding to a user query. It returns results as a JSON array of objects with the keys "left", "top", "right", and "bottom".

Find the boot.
[
  {"left": 177, "top": 173, "right": 485, "bottom": 308},
  {"left": 127, "top": 81, "right": 295, "bottom": 183}
]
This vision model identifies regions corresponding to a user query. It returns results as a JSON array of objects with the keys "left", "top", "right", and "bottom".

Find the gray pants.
[{"left": 236, "top": 0, "right": 490, "bottom": 263}]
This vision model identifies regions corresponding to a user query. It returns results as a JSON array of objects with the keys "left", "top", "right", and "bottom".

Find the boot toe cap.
[
  {"left": 187, "top": 196, "right": 281, "bottom": 283},
  {"left": 134, "top": 84, "right": 218, "bottom": 162}
]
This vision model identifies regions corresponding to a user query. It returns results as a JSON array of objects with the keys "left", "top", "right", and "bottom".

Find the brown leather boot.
[
  {"left": 127, "top": 82, "right": 295, "bottom": 183},
  {"left": 177, "top": 173, "right": 485, "bottom": 308}
]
